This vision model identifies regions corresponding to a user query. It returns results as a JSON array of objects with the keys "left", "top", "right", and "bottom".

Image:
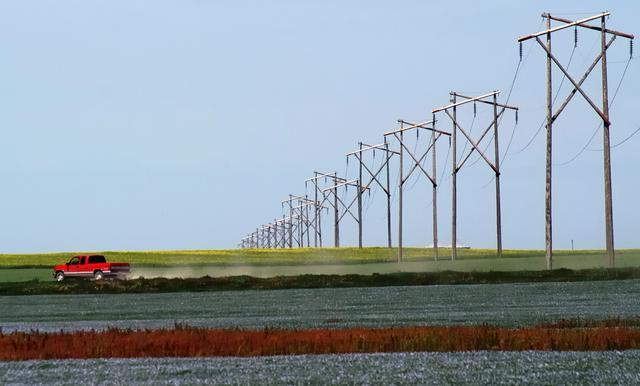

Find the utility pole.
[
  {"left": 384, "top": 119, "right": 451, "bottom": 262},
  {"left": 305, "top": 195, "right": 311, "bottom": 247},
  {"left": 318, "top": 178, "right": 368, "bottom": 248},
  {"left": 451, "top": 95, "right": 457, "bottom": 260},
  {"left": 334, "top": 182, "right": 339, "bottom": 247},
  {"left": 385, "top": 139, "right": 392, "bottom": 248},
  {"left": 346, "top": 141, "right": 399, "bottom": 249},
  {"left": 518, "top": 12, "right": 634, "bottom": 268},
  {"left": 358, "top": 143, "right": 363, "bottom": 248},
  {"left": 493, "top": 93, "right": 503, "bottom": 256},
  {"left": 433, "top": 91, "right": 519, "bottom": 261},
  {"left": 314, "top": 181, "right": 319, "bottom": 247},
  {"left": 273, "top": 220, "right": 278, "bottom": 248},
  {"left": 281, "top": 215, "right": 287, "bottom": 248},
  {"left": 306, "top": 172, "right": 349, "bottom": 248},
  {"left": 545, "top": 14, "right": 553, "bottom": 270},
  {"left": 398, "top": 123, "right": 403, "bottom": 262},
  {"left": 432, "top": 115, "right": 438, "bottom": 259}
]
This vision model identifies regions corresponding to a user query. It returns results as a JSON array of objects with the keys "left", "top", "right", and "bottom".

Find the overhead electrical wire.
[
  {"left": 511, "top": 45, "right": 577, "bottom": 156},
  {"left": 556, "top": 56, "right": 632, "bottom": 165}
]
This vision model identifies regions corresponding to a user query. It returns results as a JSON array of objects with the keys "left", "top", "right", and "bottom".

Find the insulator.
[
  {"left": 574, "top": 26, "right": 578, "bottom": 48},
  {"left": 417, "top": 129, "right": 419, "bottom": 140},
  {"left": 515, "top": 110, "right": 519, "bottom": 125},
  {"left": 373, "top": 149, "right": 376, "bottom": 159},
  {"left": 346, "top": 157, "right": 349, "bottom": 166},
  {"left": 368, "top": 188, "right": 371, "bottom": 197},
  {"left": 519, "top": 42, "right": 523, "bottom": 62},
  {"left": 631, "top": 40, "right": 634, "bottom": 59},
  {"left": 473, "top": 101, "right": 477, "bottom": 117}
]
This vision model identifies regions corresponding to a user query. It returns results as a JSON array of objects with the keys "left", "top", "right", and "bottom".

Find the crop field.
[
  {"left": 1, "top": 247, "right": 639, "bottom": 268},
  {"left": 2, "top": 351, "right": 640, "bottom": 385},
  {"left": 2, "top": 248, "right": 640, "bottom": 283},
  {"left": 1, "top": 279, "right": 639, "bottom": 332}
]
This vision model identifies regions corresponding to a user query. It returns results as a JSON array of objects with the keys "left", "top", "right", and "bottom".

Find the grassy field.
[
  {"left": 1, "top": 247, "right": 638, "bottom": 268},
  {"left": 2, "top": 279, "right": 639, "bottom": 332},
  {"left": 1, "top": 248, "right": 639, "bottom": 283}
]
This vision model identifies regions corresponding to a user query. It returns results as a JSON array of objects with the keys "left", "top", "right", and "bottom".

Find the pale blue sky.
[{"left": 0, "top": 1, "right": 637, "bottom": 252}]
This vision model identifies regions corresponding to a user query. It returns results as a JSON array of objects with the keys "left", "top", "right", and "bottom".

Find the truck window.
[
  {"left": 88, "top": 255, "right": 106, "bottom": 264},
  {"left": 69, "top": 257, "right": 79, "bottom": 265},
  {"left": 80, "top": 257, "right": 86, "bottom": 265}
]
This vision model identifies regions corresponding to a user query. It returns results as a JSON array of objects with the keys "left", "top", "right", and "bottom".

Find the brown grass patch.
[{"left": 3, "top": 323, "right": 640, "bottom": 361}]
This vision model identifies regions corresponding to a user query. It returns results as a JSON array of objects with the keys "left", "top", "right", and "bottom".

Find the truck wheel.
[
  {"left": 94, "top": 270, "right": 104, "bottom": 281},
  {"left": 55, "top": 271, "right": 65, "bottom": 282}
]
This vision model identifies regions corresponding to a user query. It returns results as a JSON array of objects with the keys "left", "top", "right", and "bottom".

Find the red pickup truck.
[{"left": 53, "top": 255, "right": 130, "bottom": 281}]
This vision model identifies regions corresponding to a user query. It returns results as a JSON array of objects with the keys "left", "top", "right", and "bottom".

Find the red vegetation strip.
[{"left": 3, "top": 325, "right": 640, "bottom": 361}]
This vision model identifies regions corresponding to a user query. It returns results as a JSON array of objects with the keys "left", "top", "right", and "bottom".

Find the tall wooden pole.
[
  {"left": 314, "top": 183, "right": 318, "bottom": 247},
  {"left": 288, "top": 206, "right": 293, "bottom": 248},
  {"left": 260, "top": 227, "right": 264, "bottom": 248},
  {"left": 318, "top": 196, "right": 323, "bottom": 247},
  {"left": 432, "top": 120, "right": 439, "bottom": 260},
  {"left": 282, "top": 215, "right": 286, "bottom": 248},
  {"left": 334, "top": 181, "right": 340, "bottom": 248},
  {"left": 601, "top": 15, "right": 615, "bottom": 268},
  {"left": 274, "top": 221, "right": 279, "bottom": 248},
  {"left": 357, "top": 143, "right": 363, "bottom": 248},
  {"left": 451, "top": 95, "right": 457, "bottom": 261},
  {"left": 493, "top": 93, "right": 503, "bottom": 258},
  {"left": 270, "top": 225, "right": 274, "bottom": 248},
  {"left": 398, "top": 125, "right": 404, "bottom": 262},
  {"left": 545, "top": 15, "right": 553, "bottom": 270},
  {"left": 298, "top": 212, "right": 303, "bottom": 247},
  {"left": 305, "top": 196, "right": 311, "bottom": 248},
  {"left": 385, "top": 139, "right": 392, "bottom": 248}
]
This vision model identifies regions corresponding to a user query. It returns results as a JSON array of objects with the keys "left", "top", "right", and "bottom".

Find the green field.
[
  {"left": 1, "top": 248, "right": 639, "bottom": 283},
  {"left": 1, "top": 247, "right": 637, "bottom": 268},
  {"left": 2, "top": 279, "right": 639, "bottom": 332}
]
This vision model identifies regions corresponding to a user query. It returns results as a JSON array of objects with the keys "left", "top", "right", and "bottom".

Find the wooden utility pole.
[
  {"left": 601, "top": 15, "right": 615, "bottom": 268},
  {"left": 358, "top": 143, "right": 363, "bottom": 248},
  {"left": 314, "top": 179, "right": 319, "bottom": 247},
  {"left": 451, "top": 95, "right": 457, "bottom": 260},
  {"left": 518, "top": 12, "right": 633, "bottom": 268},
  {"left": 433, "top": 91, "right": 519, "bottom": 261},
  {"left": 493, "top": 93, "right": 503, "bottom": 257},
  {"left": 333, "top": 184, "right": 339, "bottom": 247},
  {"left": 398, "top": 125, "right": 404, "bottom": 262},
  {"left": 346, "top": 141, "right": 398, "bottom": 249},
  {"left": 305, "top": 172, "right": 347, "bottom": 248},
  {"left": 432, "top": 117, "right": 438, "bottom": 260},
  {"left": 385, "top": 139, "right": 392, "bottom": 248},
  {"left": 383, "top": 119, "right": 450, "bottom": 262},
  {"left": 545, "top": 14, "right": 553, "bottom": 270}
]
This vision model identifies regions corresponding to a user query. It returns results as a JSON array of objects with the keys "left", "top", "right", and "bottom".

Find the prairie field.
[
  {"left": 1, "top": 279, "right": 639, "bottom": 332},
  {"left": 1, "top": 248, "right": 640, "bottom": 284},
  {"left": 1, "top": 247, "right": 639, "bottom": 268}
]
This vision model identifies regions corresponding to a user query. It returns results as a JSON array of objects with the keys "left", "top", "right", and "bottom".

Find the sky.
[{"left": 0, "top": 0, "right": 637, "bottom": 252}]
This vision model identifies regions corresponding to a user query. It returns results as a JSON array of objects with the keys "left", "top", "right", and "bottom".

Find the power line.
[
  {"left": 557, "top": 56, "right": 632, "bottom": 164},
  {"left": 511, "top": 45, "right": 577, "bottom": 156}
]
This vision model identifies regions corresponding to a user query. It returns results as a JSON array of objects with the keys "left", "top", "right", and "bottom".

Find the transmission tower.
[{"left": 518, "top": 12, "right": 634, "bottom": 269}]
